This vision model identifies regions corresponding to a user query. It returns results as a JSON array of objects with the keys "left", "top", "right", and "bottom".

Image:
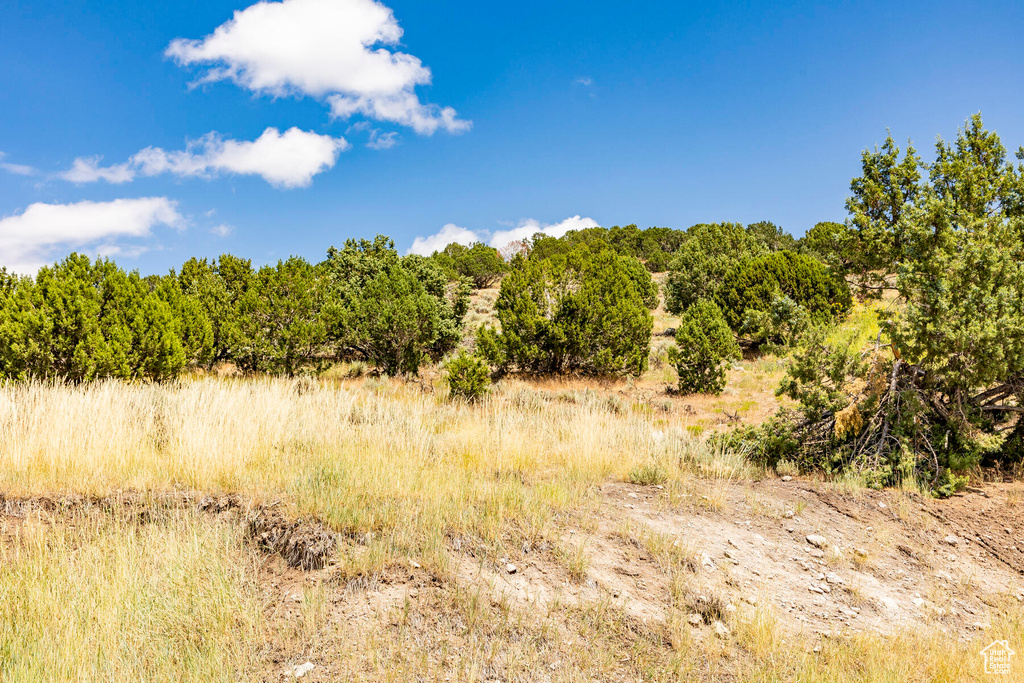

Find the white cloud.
[
  {"left": 59, "top": 127, "right": 348, "bottom": 189},
  {"left": 0, "top": 197, "right": 182, "bottom": 274},
  {"left": 406, "top": 215, "right": 602, "bottom": 256},
  {"left": 488, "top": 215, "right": 600, "bottom": 250},
  {"left": 407, "top": 223, "right": 479, "bottom": 256},
  {"left": 61, "top": 157, "right": 136, "bottom": 184},
  {"left": 211, "top": 223, "right": 235, "bottom": 237},
  {"left": 0, "top": 152, "right": 37, "bottom": 177},
  {"left": 166, "top": 0, "right": 469, "bottom": 135},
  {"left": 366, "top": 129, "right": 399, "bottom": 150}
]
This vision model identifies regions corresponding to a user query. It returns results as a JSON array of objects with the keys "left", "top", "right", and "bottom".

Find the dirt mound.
[
  {"left": 0, "top": 490, "right": 340, "bottom": 571},
  {"left": 244, "top": 507, "right": 339, "bottom": 570}
]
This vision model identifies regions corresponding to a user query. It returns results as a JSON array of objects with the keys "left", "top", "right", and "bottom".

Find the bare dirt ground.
[{"left": 6, "top": 477, "right": 1019, "bottom": 680}]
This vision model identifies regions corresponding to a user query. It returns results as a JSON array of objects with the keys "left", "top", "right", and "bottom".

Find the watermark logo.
[{"left": 980, "top": 640, "right": 1015, "bottom": 675}]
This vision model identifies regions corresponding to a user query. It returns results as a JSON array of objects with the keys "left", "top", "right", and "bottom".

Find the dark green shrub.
[
  {"left": 745, "top": 221, "right": 796, "bottom": 252},
  {"left": 480, "top": 245, "right": 656, "bottom": 376},
  {"left": 323, "top": 236, "right": 468, "bottom": 376},
  {"left": 443, "top": 242, "right": 507, "bottom": 288},
  {"left": 443, "top": 351, "right": 491, "bottom": 402},
  {"left": 718, "top": 411, "right": 802, "bottom": 470},
  {"left": 798, "top": 221, "right": 855, "bottom": 273},
  {"left": 717, "top": 250, "right": 852, "bottom": 331},
  {"left": 664, "top": 223, "right": 766, "bottom": 314},
  {"left": 236, "top": 257, "right": 329, "bottom": 376},
  {"left": 0, "top": 254, "right": 184, "bottom": 382},
  {"left": 668, "top": 300, "right": 740, "bottom": 395},
  {"left": 739, "top": 293, "right": 812, "bottom": 349}
]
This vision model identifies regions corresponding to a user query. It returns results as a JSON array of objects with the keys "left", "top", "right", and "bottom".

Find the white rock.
[
  {"left": 688, "top": 613, "right": 703, "bottom": 626},
  {"left": 825, "top": 573, "right": 843, "bottom": 585},
  {"left": 806, "top": 535, "right": 828, "bottom": 549},
  {"left": 944, "top": 535, "right": 959, "bottom": 546},
  {"left": 285, "top": 662, "right": 315, "bottom": 678},
  {"left": 781, "top": 475, "right": 792, "bottom": 482},
  {"left": 713, "top": 621, "right": 731, "bottom": 638},
  {"left": 505, "top": 563, "right": 518, "bottom": 574}
]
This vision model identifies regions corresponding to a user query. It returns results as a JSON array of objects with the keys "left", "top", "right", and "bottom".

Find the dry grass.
[
  {"left": 0, "top": 509, "right": 263, "bottom": 682},
  {"left": 0, "top": 376, "right": 1021, "bottom": 681},
  {"left": 0, "top": 378, "right": 744, "bottom": 573}
]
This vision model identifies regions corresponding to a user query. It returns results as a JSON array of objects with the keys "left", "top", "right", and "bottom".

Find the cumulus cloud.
[
  {"left": 0, "top": 197, "right": 182, "bottom": 274},
  {"left": 0, "top": 152, "right": 37, "bottom": 177},
  {"left": 407, "top": 223, "right": 479, "bottom": 256},
  {"left": 59, "top": 127, "right": 348, "bottom": 189},
  {"left": 166, "top": 0, "right": 469, "bottom": 135},
  {"left": 406, "top": 216, "right": 601, "bottom": 256},
  {"left": 488, "top": 215, "right": 600, "bottom": 250}
]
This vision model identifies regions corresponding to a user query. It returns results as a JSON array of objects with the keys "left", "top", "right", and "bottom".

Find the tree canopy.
[{"left": 777, "top": 114, "right": 1024, "bottom": 491}]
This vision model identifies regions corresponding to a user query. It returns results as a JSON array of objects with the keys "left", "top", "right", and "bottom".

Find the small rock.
[
  {"left": 688, "top": 613, "right": 703, "bottom": 626},
  {"left": 944, "top": 535, "right": 959, "bottom": 546},
  {"left": 783, "top": 509, "right": 795, "bottom": 518},
  {"left": 825, "top": 573, "right": 843, "bottom": 585},
  {"left": 786, "top": 526, "right": 795, "bottom": 533},
  {"left": 912, "top": 597, "right": 925, "bottom": 607},
  {"left": 808, "top": 549, "right": 825, "bottom": 559},
  {"left": 808, "top": 584, "right": 824, "bottom": 594},
  {"left": 781, "top": 475, "right": 792, "bottom": 482},
  {"left": 725, "top": 603, "right": 737, "bottom": 614},
  {"left": 854, "top": 548, "right": 868, "bottom": 558},
  {"left": 410, "top": 560, "right": 422, "bottom": 569},
  {"left": 285, "top": 662, "right": 315, "bottom": 678},
  {"left": 878, "top": 502, "right": 886, "bottom": 509},
  {"left": 505, "top": 563, "right": 518, "bottom": 575},
  {"left": 724, "top": 549, "right": 738, "bottom": 561},
  {"left": 727, "top": 538, "right": 738, "bottom": 548},
  {"left": 806, "top": 535, "right": 828, "bottom": 549},
  {"left": 713, "top": 621, "right": 731, "bottom": 638}
]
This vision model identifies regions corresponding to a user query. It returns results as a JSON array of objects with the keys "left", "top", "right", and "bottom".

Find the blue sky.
[{"left": 2, "top": 0, "right": 1023, "bottom": 273}]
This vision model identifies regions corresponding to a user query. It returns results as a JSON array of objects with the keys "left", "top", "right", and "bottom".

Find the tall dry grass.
[
  {"left": 0, "top": 377, "right": 747, "bottom": 570},
  {"left": 0, "top": 509, "right": 263, "bottom": 682}
]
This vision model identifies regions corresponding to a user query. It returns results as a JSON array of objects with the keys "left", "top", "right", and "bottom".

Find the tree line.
[{"left": 0, "top": 219, "right": 849, "bottom": 385}]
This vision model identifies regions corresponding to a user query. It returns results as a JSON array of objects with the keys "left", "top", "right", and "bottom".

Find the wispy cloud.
[
  {"left": 0, "top": 197, "right": 183, "bottom": 273},
  {"left": 573, "top": 76, "right": 597, "bottom": 98},
  {"left": 166, "top": 0, "right": 469, "bottom": 135},
  {"left": 59, "top": 127, "right": 348, "bottom": 189},
  {"left": 0, "top": 152, "right": 37, "bottom": 177}
]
